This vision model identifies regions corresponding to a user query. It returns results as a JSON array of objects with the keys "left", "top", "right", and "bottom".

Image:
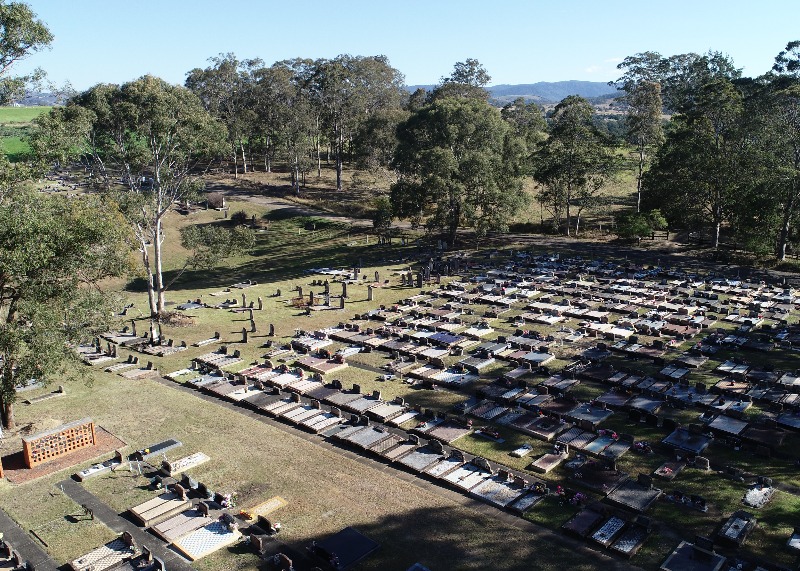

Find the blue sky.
[{"left": 14, "top": 0, "right": 800, "bottom": 91}]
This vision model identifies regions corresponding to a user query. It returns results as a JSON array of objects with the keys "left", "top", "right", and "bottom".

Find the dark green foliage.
[
  {"left": 391, "top": 96, "right": 527, "bottom": 246},
  {"left": 0, "top": 186, "right": 130, "bottom": 427}
]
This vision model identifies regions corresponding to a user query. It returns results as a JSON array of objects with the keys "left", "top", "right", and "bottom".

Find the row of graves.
[
  {"left": 71, "top": 438, "right": 249, "bottom": 567},
  {"left": 101, "top": 252, "right": 800, "bottom": 569}
]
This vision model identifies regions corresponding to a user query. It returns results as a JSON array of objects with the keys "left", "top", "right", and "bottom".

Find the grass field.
[
  {"left": 0, "top": 105, "right": 51, "bottom": 123},
  {"left": 0, "top": 105, "right": 50, "bottom": 161}
]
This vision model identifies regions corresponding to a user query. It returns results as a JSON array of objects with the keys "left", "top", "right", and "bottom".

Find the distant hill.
[{"left": 406, "top": 81, "right": 620, "bottom": 104}]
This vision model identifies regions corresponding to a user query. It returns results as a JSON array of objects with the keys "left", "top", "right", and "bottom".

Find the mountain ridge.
[{"left": 406, "top": 80, "right": 620, "bottom": 103}]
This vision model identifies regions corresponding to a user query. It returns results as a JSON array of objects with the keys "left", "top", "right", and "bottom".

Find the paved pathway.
[
  {"left": 57, "top": 479, "right": 196, "bottom": 571},
  {"left": 0, "top": 508, "right": 60, "bottom": 571}
]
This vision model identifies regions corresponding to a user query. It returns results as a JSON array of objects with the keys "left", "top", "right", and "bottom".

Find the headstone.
[
  {"left": 297, "top": 286, "right": 303, "bottom": 299},
  {"left": 241, "top": 328, "right": 248, "bottom": 343},
  {"left": 131, "top": 320, "right": 137, "bottom": 336},
  {"left": 375, "top": 270, "right": 379, "bottom": 282},
  {"left": 250, "top": 319, "right": 257, "bottom": 333},
  {"left": 416, "top": 273, "right": 423, "bottom": 288},
  {"left": 367, "top": 285, "right": 374, "bottom": 301},
  {"left": 340, "top": 296, "right": 345, "bottom": 309},
  {"left": 429, "top": 439, "right": 444, "bottom": 454},
  {"left": 242, "top": 293, "right": 247, "bottom": 307},
  {"left": 258, "top": 297, "right": 263, "bottom": 310},
  {"left": 269, "top": 323, "right": 275, "bottom": 336},
  {"left": 473, "top": 457, "right": 493, "bottom": 473}
]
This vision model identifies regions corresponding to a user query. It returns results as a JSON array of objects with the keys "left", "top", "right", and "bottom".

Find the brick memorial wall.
[{"left": 22, "top": 417, "right": 96, "bottom": 468}]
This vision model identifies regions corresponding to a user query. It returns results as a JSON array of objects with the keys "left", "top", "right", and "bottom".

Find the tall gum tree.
[
  {"left": 33, "top": 76, "right": 227, "bottom": 342},
  {"left": 532, "top": 95, "right": 617, "bottom": 236},
  {"left": 391, "top": 96, "right": 527, "bottom": 247},
  {"left": 0, "top": 185, "right": 130, "bottom": 428}
]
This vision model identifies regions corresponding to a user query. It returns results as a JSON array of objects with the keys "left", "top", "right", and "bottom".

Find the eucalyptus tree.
[
  {"left": 760, "top": 41, "right": 800, "bottom": 260},
  {"left": 643, "top": 77, "right": 747, "bottom": 248},
  {"left": 186, "top": 53, "right": 261, "bottom": 177},
  {"left": 391, "top": 96, "right": 527, "bottom": 247},
  {"left": 311, "top": 55, "right": 406, "bottom": 191},
  {"left": 0, "top": 0, "right": 52, "bottom": 104},
  {"left": 429, "top": 58, "right": 491, "bottom": 102},
  {"left": 0, "top": 186, "right": 130, "bottom": 428},
  {"left": 32, "top": 76, "right": 227, "bottom": 342},
  {"left": 531, "top": 95, "right": 617, "bottom": 236},
  {"left": 501, "top": 97, "right": 547, "bottom": 150},
  {"left": 622, "top": 80, "right": 664, "bottom": 212}
]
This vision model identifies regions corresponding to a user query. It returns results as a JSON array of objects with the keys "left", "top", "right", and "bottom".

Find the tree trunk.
[
  {"left": 240, "top": 141, "right": 248, "bottom": 174},
  {"left": 714, "top": 220, "right": 721, "bottom": 250},
  {"left": 2, "top": 400, "right": 13, "bottom": 430},
  {"left": 636, "top": 146, "right": 645, "bottom": 214},
  {"left": 336, "top": 131, "right": 343, "bottom": 191}
]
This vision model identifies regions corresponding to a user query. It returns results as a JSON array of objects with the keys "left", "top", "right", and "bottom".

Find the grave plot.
[
  {"left": 387, "top": 409, "right": 420, "bottom": 427},
  {"left": 261, "top": 396, "right": 303, "bottom": 417},
  {"left": 430, "top": 368, "right": 479, "bottom": 387},
  {"left": 343, "top": 426, "right": 394, "bottom": 451},
  {"left": 606, "top": 478, "right": 661, "bottom": 512},
  {"left": 516, "top": 414, "right": 569, "bottom": 442},
  {"left": 469, "top": 470, "right": 528, "bottom": 508},
  {"left": 77, "top": 343, "right": 118, "bottom": 366},
  {"left": 161, "top": 452, "right": 210, "bottom": 477},
  {"left": 223, "top": 381, "right": 263, "bottom": 402},
  {"left": 442, "top": 458, "right": 494, "bottom": 492},
  {"left": 595, "top": 390, "right": 632, "bottom": 409},
  {"left": 310, "top": 527, "right": 379, "bottom": 571},
  {"left": 508, "top": 485, "right": 548, "bottom": 513},
  {"left": 530, "top": 449, "right": 568, "bottom": 474},
  {"left": 266, "top": 369, "right": 306, "bottom": 390},
  {"left": 129, "top": 492, "right": 191, "bottom": 527},
  {"left": 324, "top": 387, "right": 368, "bottom": 409},
  {"left": 118, "top": 362, "right": 160, "bottom": 380},
  {"left": 295, "top": 354, "right": 349, "bottom": 375},
  {"left": 717, "top": 510, "right": 756, "bottom": 547},
  {"left": 396, "top": 442, "right": 447, "bottom": 473},
  {"left": 590, "top": 515, "right": 626, "bottom": 548},
  {"left": 707, "top": 415, "right": 748, "bottom": 437},
  {"left": 426, "top": 419, "right": 473, "bottom": 444},
  {"left": 567, "top": 459, "right": 628, "bottom": 493},
  {"left": 341, "top": 391, "right": 384, "bottom": 415},
  {"left": 742, "top": 483, "right": 774, "bottom": 509},
  {"left": 151, "top": 506, "right": 212, "bottom": 543},
  {"left": 564, "top": 404, "right": 613, "bottom": 430},
  {"left": 626, "top": 394, "right": 664, "bottom": 415},
  {"left": 281, "top": 402, "right": 325, "bottom": 424},
  {"left": 365, "top": 397, "right": 407, "bottom": 423},
  {"left": 238, "top": 362, "right": 278, "bottom": 383},
  {"left": 367, "top": 433, "right": 407, "bottom": 457},
  {"left": 379, "top": 436, "right": 418, "bottom": 461},
  {"left": 241, "top": 390, "right": 277, "bottom": 410},
  {"left": 713, "top": 377, "right": 749, "bottom": 396},
  {"left": 195, "top": 346, "right": 243, "bottom": 369},
  {"left": 561, "top": 507, "right": 605, "bottom": 538},
  {"left": 102, "top": 330, "right": 148, "bottom": 346},
  {"left": 300, "top": 409, "right": 343, "bottom": 433},
  {"left": 652, "top": 461, "right": 686, "bottom": 481},
  {"left": 187, "top": 371, "right": 226, "bottom": 388},
  {"left": 509, "top": 443, "right": 534, "bottom": 458},
  {"left": 303, "top": 383, "right": 342, "bottom": 402},
  {"left": 172, "top": 520, "right": 240, "bottom": 561},
  {"left": 610, "top": 519, "right": 650, "bottom": 558},
  {"left": 425, "top": 451, "right": 466, "bottom": 478},
  {"left": 470, "top": 401, "right": 509, "bottom": 421},
  {"left": 662, "top": 427, "right": 712, "bottom": 454},
  {"left": 541, "top": 374, "right": 580, "bottom": 394},
  {"left": 70, "top": 537, "right": 135, "bottom": 571},
  {"left": 285, "top": 377, "right": 325, "bottom": 396},
  {"left": 741, "top": 425, "right": 786, "bottom": 449},
  {"left": 583, "top": 434, "right": 631, "bottom": 460},
  {"left": 776, "top": 411, "right": 800, "bottom": 430}
]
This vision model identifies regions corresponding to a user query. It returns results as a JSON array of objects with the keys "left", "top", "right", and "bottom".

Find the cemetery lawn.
[
  {"left": 5, "top": 184, "right": 800, "bottom": 570},
  {"left": 1, "top": 369, "right": 618, "bottom": 571}
]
